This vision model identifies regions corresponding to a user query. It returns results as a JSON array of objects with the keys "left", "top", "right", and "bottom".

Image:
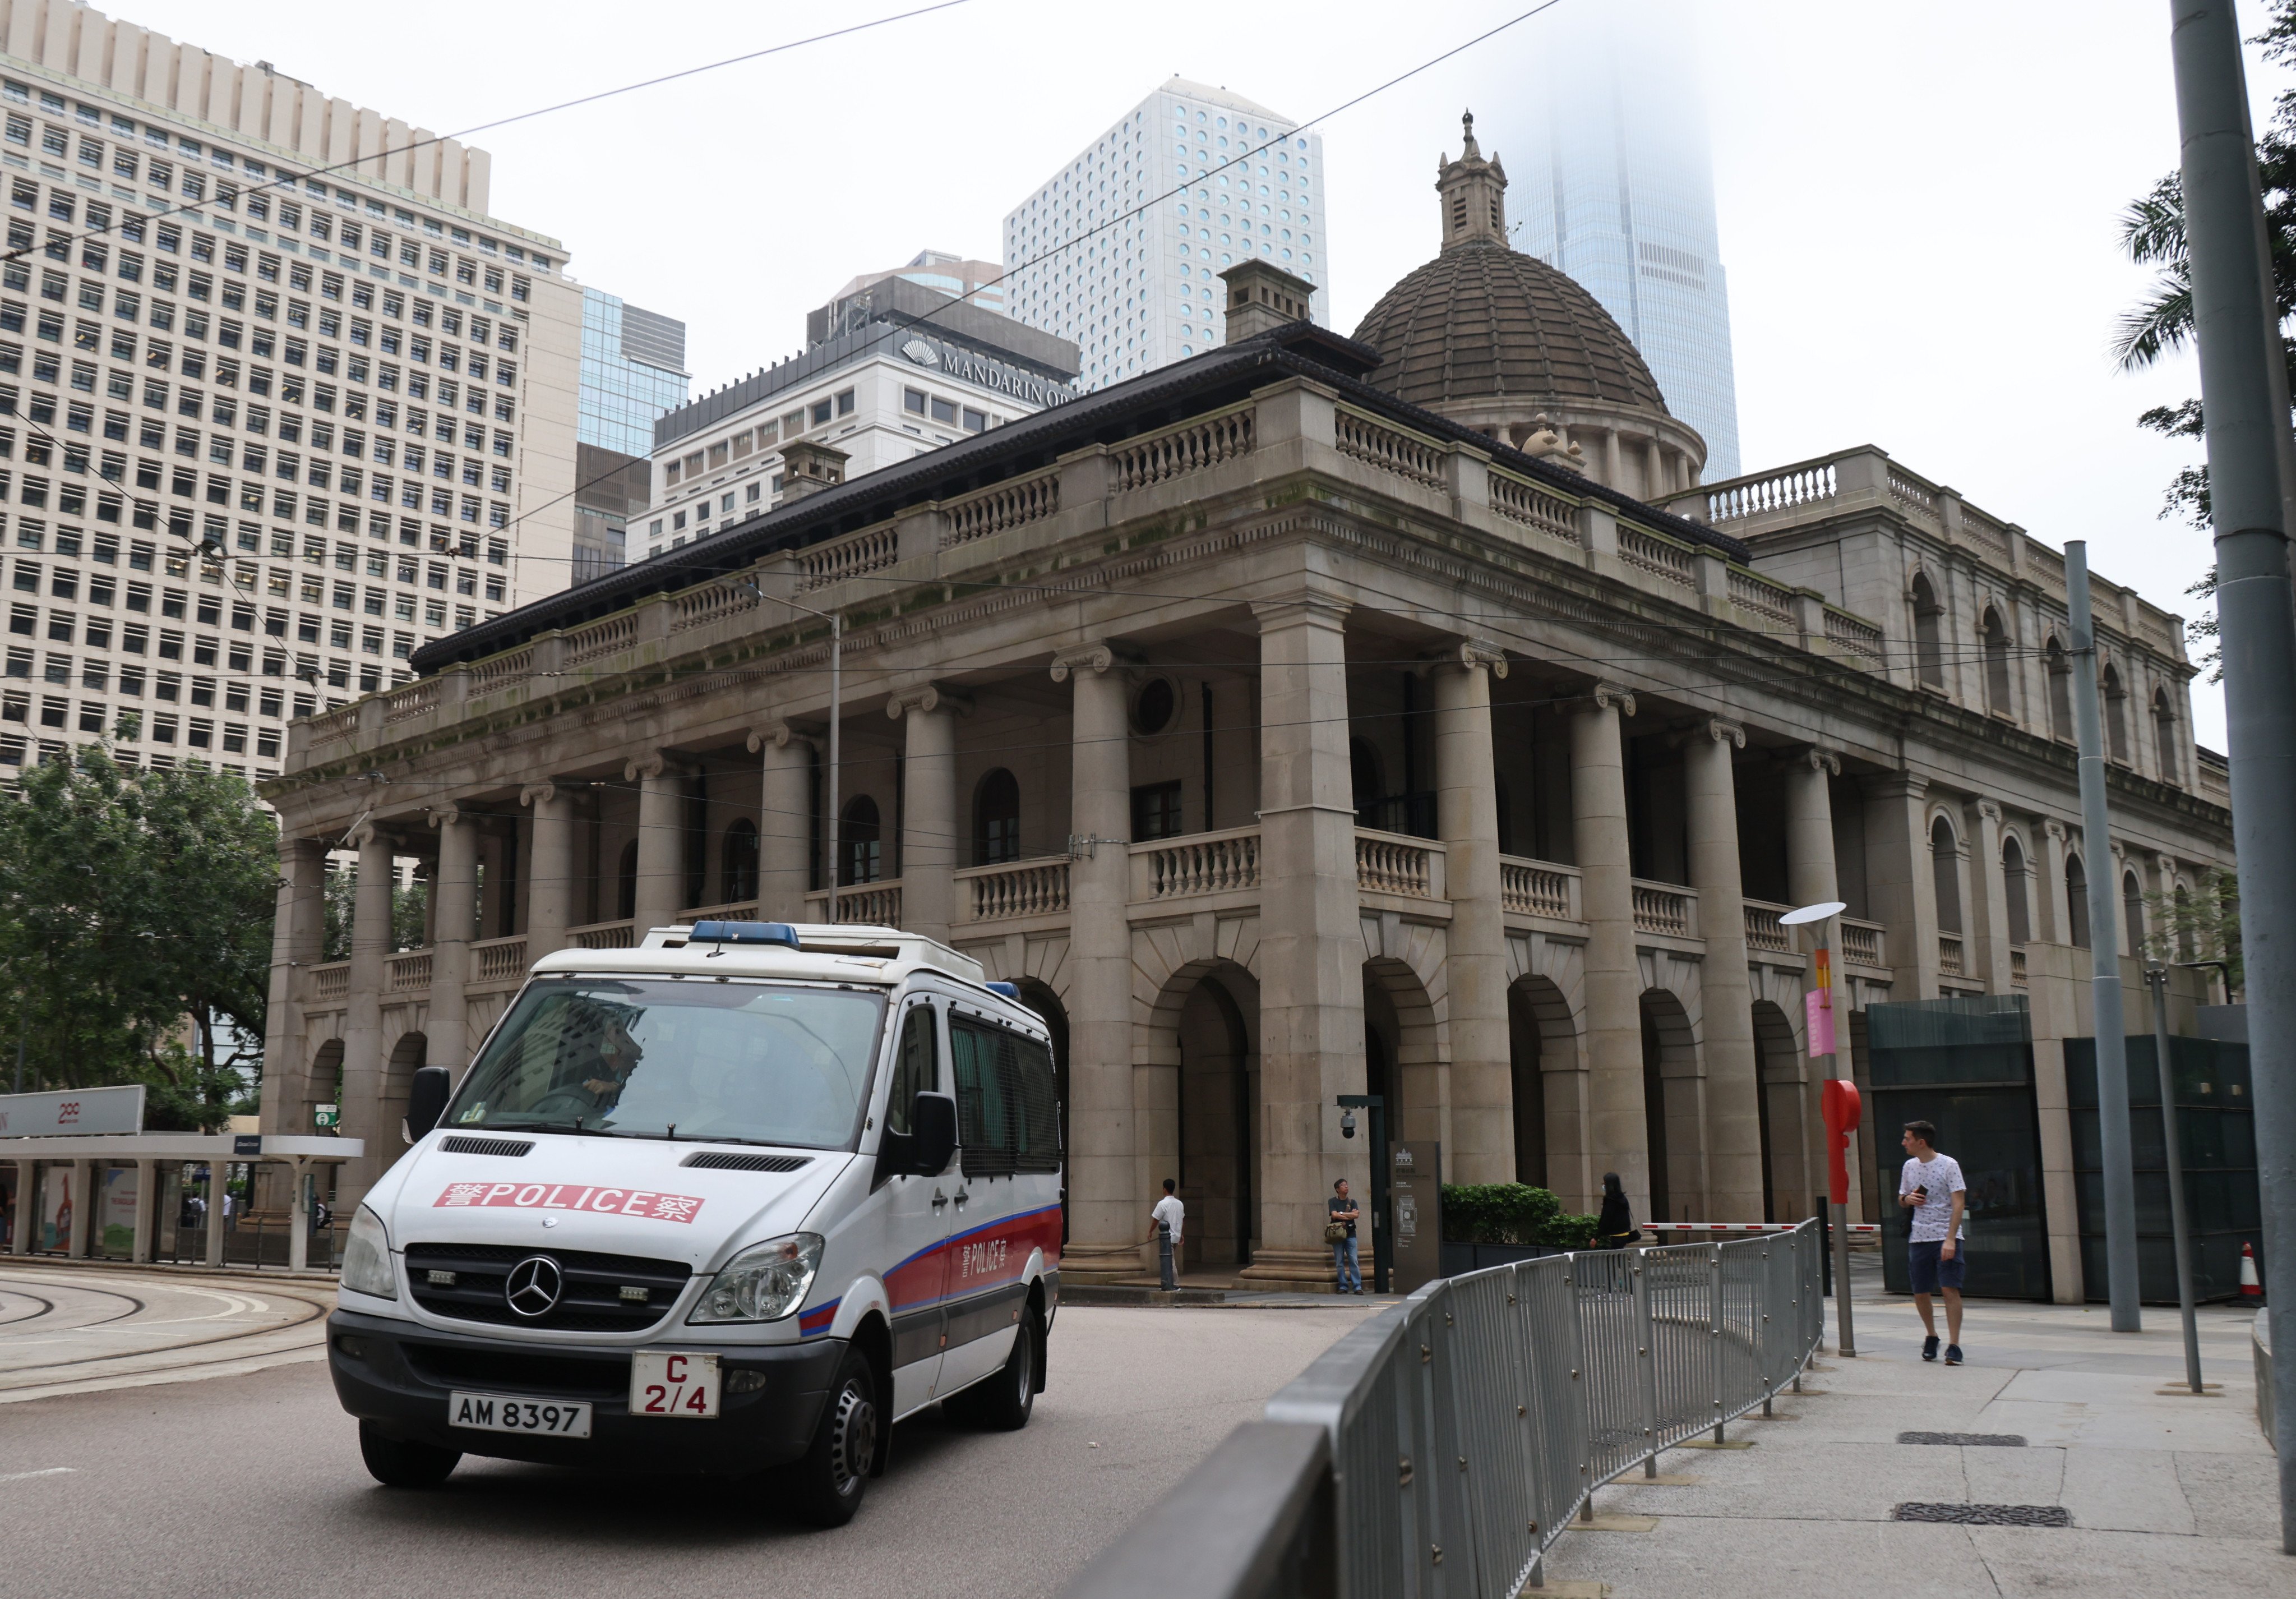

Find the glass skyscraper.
[
  {"left": 1481, "top": 2, "right": 1741, "bottom": 479},
  {"left": 573, "top": 290, "right": 687, "bottom": 581}
]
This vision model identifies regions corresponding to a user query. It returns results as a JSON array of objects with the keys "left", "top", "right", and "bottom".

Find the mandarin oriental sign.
[{"left": 897, "top": 331, "right": 1074, "bottom": 409}]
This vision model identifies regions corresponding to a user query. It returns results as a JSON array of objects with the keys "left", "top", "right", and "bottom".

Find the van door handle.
[
  {"left": 931, "top": 1189, "right": 949, "bottom": 1208},
  {"left": 953, "top": 1187, "right": 969, "bottom": 1210}
]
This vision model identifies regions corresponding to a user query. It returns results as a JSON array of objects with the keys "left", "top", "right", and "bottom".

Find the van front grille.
[
  {"left": 400, "top": 1342, "right": 632, "bottom": 1399},
  {"left": 404, "top": 1242, "right": 691, "bottom": 1334},
  {"left": 681, "top": 1151, "right": 811, "bottom": 1173}
]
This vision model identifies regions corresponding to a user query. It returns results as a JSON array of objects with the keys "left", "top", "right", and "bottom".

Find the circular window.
[{"left": 1134, "top": 677, "right": 1177, "bottom": 736}]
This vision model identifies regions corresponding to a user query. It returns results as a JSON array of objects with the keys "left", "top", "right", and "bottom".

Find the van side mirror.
[
  {"left": 405, "top": 1066, "right": 452, "bottom": 1144},
  {"left": 907, "top": 1092, "right": 957, "bottom": 1177}
]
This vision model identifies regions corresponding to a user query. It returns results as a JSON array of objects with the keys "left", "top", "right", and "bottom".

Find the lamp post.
[
  {"left": 1782, "top": 897, "right": 1855, "bottom": 1356},
  {"left": 2144, "top": 963, "right": 2205, "bottom": 1395}
]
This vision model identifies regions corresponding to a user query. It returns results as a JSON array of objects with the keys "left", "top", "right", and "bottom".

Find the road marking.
[{"left": 0, "top": 1467, "right": 77, "bottom": 1483}]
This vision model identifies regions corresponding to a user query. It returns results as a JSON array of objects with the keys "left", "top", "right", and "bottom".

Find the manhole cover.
[
  {"left": 1893, "top": 1503, "right": 2071, "bottom": 1527},
  {"left": 1897, "top": 1432, "right": 2027, "bottom": 1447}
]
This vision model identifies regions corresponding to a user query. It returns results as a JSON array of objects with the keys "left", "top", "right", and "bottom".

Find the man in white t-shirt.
[
  {"left": 1145, "top": 1178, "right": 1184, "bottom": 1291},
  {"left": 1898, "top": 1119, "right": 1969, "bottom": 1365}
]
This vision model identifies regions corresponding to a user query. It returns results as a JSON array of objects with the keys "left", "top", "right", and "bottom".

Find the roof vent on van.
[
  {"left": 440, "top": 1136, "right": 533, "bottom": 1157},
  {"left": 986, "top": 981, "right": 1022, "bottom": 999},
  {"left": 689, "top": 920, "right": 802, "bottom": 948},
  {"left": 681, "top": 1151, "right": 813, "bottom": 1173}
]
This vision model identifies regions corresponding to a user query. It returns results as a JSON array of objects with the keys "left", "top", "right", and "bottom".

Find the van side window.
[
  {"left": 949, "top": 1016, "right": 1061, "bottom": 1176},
  {"left": 886, "top": 1004, "right": 936, "bottom": 1136}
]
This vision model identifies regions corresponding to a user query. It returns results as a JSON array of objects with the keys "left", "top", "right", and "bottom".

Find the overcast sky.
[{"left": 132, "top": 0, "right": 2296, "bottom": 747}]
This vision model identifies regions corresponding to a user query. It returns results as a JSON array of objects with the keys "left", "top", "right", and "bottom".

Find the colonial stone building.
[{"left": 258, "top": 128, "right": 2229, "bottom": 1296}]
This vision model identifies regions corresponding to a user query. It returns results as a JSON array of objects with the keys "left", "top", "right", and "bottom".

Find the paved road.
[
  {"left": 0, "top": 1262, "right": 335, "bottom": 1402},
  {"left": 0, "top": 1297, "right": 1375, "bottom": 1599}
]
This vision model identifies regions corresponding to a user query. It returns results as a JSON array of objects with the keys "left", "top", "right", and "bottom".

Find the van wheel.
[
  {"left": 787, "top": 1351, "right": 878, "bottom": 1527},
  {"left": 358, "top": 1421, "right": 460, "bottom": 1488},
  {"left": 953, "top": 1306, "right": 1039, "bottom": 1432}
]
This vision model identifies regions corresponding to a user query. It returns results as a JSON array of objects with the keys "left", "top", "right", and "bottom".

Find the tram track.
[{"left": 0, "top": 1262, "right": 335, "bottom": 1402}]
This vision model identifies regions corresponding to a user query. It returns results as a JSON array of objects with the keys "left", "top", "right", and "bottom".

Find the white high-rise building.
[{"left": 1003, "top": 78, "right": 1328, "bottom": 391}]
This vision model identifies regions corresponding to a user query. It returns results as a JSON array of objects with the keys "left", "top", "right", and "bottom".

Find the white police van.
[{"left": 327, "top": 920, "right": 1062, "bottom": 1525}]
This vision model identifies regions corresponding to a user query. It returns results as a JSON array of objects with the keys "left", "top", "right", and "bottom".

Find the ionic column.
[
  {"left": 1051, "top": 644, "right": 1137, "bottom": 1280},
  {"left": 1431, "top": 640, "right": 1512, "bottom": 1185},
  {"left": 627, "top": 753, "right": 683, "bottom": 932},
  {"left": 426, "top": 805, "right": 479, "bottom": 1080},
  {"left": 1684, "top": 716, "right": 1763, "bottom": 1222},
  {"left": 1568, "top": 684, "right": 1648, "bottom": 1222},
  {"left": 889, "top": 685, "right": 968, "bottom": 943},
  {"left": 2040, "top": 819, "right": 2073, "bottom": 944},
  {"left": 752, "top": 722, "right": 814, "bottom": 921},
  {"left": 1968, "top": 799, "right": 2015, "bottom": 992},
  {"left": 258, "top": 836, "right": 326, "bottom": 1139},
  {"left": 1783, "top": 748, "right": 1845, "bottom": 1220},
  {"left": 520, "top": 783, "right": 577, "bottom": 958},
  {"left": 1864, "top": 774, "right": 1940, "bottom": 998},
  {"left": 337, "top": 824, "right": 395, "bottom": 1212},
  {"left": 1244, "top": 596, "right": 1365, "bottom": 1292}
]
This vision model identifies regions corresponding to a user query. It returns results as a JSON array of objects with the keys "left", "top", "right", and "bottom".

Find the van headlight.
[
  {"left": 689, "top": 1233, "right": 824, "bottom": 1324},
  {"left": 340, "top": 1205, "right": 397, "bottom": 1300}
]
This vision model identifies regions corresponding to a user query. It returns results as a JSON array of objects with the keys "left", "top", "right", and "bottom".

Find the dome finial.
[{"left": 1460, "top": 109, "right": 1480, "bottom": 159}]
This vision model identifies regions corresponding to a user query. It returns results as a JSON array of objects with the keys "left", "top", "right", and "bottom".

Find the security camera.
[{"left": 1340, "top": 1108, "right": 1357, "bottom": 1140}]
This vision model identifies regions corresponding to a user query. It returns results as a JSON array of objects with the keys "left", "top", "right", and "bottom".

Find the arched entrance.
[
  {"left": 1749, "top": 1000, "right": 1802, "bottom": 1223},
  {"left": 1639, "top": 989, "right": 1699, "bottom": 1226},
  {"left": 1507, "top": 975, "right": 1577, "bottom": 1192},
  {"left": 1011, "top": 978, "right": 1071, "bottom": 1239},
  {"left": 1166, "top": 963, "right": 1258, "bottom": 1270},
  {"left": 1364, "top": 957, "right": 1443, "bottom": 1151},
  {"left": 385, "top": 1032, "right": 428, "bottom": 1132}
]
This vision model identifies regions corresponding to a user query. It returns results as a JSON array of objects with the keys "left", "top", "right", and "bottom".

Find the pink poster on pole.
[{"left": 1806, "top": 990, "right": 1836, "bottom": 1057}]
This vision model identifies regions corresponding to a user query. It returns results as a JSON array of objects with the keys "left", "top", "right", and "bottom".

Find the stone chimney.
[
  {"left": 1219, "top": 259, "right": 1318, "bottom": 344},
  {"left": 778, "top": 439, "right": 848, "bottom": 501},
  {"left": 1436, "top": 109, "right": 1508, "bottom": 251}
]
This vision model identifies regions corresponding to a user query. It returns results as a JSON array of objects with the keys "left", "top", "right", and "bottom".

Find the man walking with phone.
[
  {"left": 1898, "top": 1119, "right": 1969, "bottom": 1365},
  {"left": 1145, "top": 1178, "right": 1184, "bottom": 1291}
]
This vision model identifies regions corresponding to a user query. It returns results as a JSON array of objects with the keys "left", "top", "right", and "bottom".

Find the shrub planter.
[{"left": 1440, "top": 1239, "right": 1571, "bottom": 1277}]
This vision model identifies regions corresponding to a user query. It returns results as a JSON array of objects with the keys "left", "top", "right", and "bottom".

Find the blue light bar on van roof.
[
  {"left": 689, "top": 920, "right": 802, "bottom": 948},
  {"left": 986, "top": 981, "right": 1021, "bottom": 999}
]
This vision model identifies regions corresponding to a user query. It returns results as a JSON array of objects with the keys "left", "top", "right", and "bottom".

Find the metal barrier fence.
[{"left": 1065, "top": 1220, "right": 1826, "bottom": 1599}]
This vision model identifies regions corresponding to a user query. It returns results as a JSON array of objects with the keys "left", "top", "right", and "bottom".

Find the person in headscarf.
[{"left": 1596, "top": 1172, "right": 1642, "bottom": 1248}]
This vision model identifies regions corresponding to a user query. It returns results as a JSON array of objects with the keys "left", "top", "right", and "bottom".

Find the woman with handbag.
[
  {"left": 1328, "top": 1178, "right": 1363, "bottom": 1293},
  {"left": 1596, "top": 1172, "right": 1642, "bottom": 1249}
]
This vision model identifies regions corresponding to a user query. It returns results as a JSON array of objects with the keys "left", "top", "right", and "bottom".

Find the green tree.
[
  {"left": 2114, "top": 0, "right": 2296, "bottom": 680},
  {"left": 320, "top": 863, "right": 429, "bottom": 961},
  {"left": 2142, "top": 866, "right": 2243, "bottom": 996}
]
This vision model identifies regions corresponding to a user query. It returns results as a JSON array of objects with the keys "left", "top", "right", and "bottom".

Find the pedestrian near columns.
[
  {"left": 1145, "top": 1178, "right": 1183, "bottom": 1291},
  {"left": 1899, "top": 1120, "right": 1969, "bottom": 1366},
  {"left": 1328, "top": 1179, "right": 1362, "bottom": 1293}
]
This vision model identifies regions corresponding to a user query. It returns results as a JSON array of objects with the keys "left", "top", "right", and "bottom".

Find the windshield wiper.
[{"left": 512, "top": 1120, "right": 631, "bottom": 1138}]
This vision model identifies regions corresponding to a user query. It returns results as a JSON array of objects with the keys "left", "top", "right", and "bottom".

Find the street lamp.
[{"left": 1781, "top": 897, "right": 1855, "bottom": 1356}]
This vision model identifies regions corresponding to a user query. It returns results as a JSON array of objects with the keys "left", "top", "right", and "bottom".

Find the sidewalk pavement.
[{"left": 1542, "top": 1255, "right": 2284, "bottom": 1597}]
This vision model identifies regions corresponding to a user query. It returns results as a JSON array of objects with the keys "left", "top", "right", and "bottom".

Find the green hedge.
[{"left": 1440, "top": 1183, "right": 1600, "bottom": 1249}]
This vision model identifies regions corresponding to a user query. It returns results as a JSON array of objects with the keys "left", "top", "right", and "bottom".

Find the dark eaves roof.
[{"left": 414, "top": 324, "right": 1749, "bottom": 676}]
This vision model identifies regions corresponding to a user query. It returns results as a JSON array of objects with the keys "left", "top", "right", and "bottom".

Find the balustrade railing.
[
  {"left": 311, "top": 961, "right": 350, "bottom": 1001},
  {"left": 1824, "top": 607, "right": 1886, "bottom": 663},
  {"left": 1333, "top": 407, "right": 1445, "bottom": 489},
  {"left": 1888, "top": 469, "right": 1939, "bottom": 520},
  {"left": 1632, "top": 880, "right": 1696, "bottom": 937},
  {"left": 803, "top": 883, "right": 903, "bottom": 926},
  {"left": 305, "top": 706, "right": 358, "bottom": 746},
  {"left": 797, "top": 526, "right": 898, "bottom": 591},
  {"left": 1135, "top": 827, "right": 1262, "bottom": 902},
  {"left": 1938, "top": 931, "right": 1966, "bottom": 976},
  {"left": 567, "top": 919, "right": 636, "bottom": 950},
  {"left": 678, "top": 901, "right": 760, "bottom": 927},
  {"left": 1728, "top": 568, "right": 1796, "bottom": 626},
  {"left": 1486, "top": 467, "right": 1579, "bottom": 543},
  {"left": 2011, "top": 947, "right": 2029, "bottom": 988},
  {"left": 943, "top": 471, "right": 1060, "bottom": 549},
  {"left": 1618, "top": 523, "right": 1696, "bottom": 589},
  {"left": 959, "top": 857, "right": 1071, "bottom": 921},
  {"left": 1111, "top": 406, "right": 1254, "bottom": 491},
  {"left": 382, "top": 679, "right": 443, "bottom": 725},
  {"left": 1743, "top": 900, "right": 1793, "bottom": 953},
  {"left": 1695, "top": 459, "right": 1836, "bottom": 523},
  {"left": 562, "top": 612, "right": 638, "bottom": 669},
  {"left": 467, "top": 646, "right": 532, "bottom": 695},
  {"left": 1355, "top": 830, "right": 1437, "bottom": 898},
  {"left": 1500, "top": 856, "right": 1577, "bottom": 919},
  {"left": 472, "top": 937, "right": 528, "bottom": 984},
  {"left": 1841, "top": 918, "right": 1885, "bottom": 967},
  {"left": 673, "top": 577, "right": 763, "bottom": 629},
  {"left": 385, "top": 950, "right": 432, "bottom": 992}
]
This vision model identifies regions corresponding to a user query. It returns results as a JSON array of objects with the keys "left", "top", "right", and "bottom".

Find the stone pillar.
[
  {"left": 2040, "top": 819, "right": 2073, "bottom": 944},
  {"left": 287, "top": 1158, "right": 311, "bottom": 1273},
  {"left": 338, "top": 824, "right": 395, "bottom": 1211},
  {"left": 1242, "top": 597, "right": 1364, "bottom": 1291},
  {"left": 7, "top": 1159, "right": 28, "bottom": 1254},
  {"left": 1051, "top": 645, "right": 1138, "bottom": 1281},
  {"left": 521, "top": 782, "right": 577, "bottom": 957},
  {"left": 427, "top": 805, "right": 478, "bottom": 1074},
  {"left": 890, "top": 685, "right": 965, "bottom": 943},
  {"left": 1967, "top": 799, "right": 2015, "bottom": 992},
  {"left": 131, "top": 1157, "right": 156, "bottom": 1263},
  {"left": 752, "top": 722, "right": 815, "bottom": 921},
  {"left": 67, "top": 1159, "right": 93, "bottom": 1257},
  {"left": 204, "top": 1156, "right": 227, "bottom": 1267},
  {"left": 1783, "top": 748, "right": 1845, "bottom": 1221},
  {"left": 258, "top": 837, "right": 326, "bottom": 1139},
  {"left": 628, "top": 753, "right": 683, "bottom": 932},
  {"left": 1431, "top": 640, "right": 1513, "bottom": 1185},
  {"left": 1864, "top": 775, "right": 1940, "bottom": 999},
  {"left": 1568, "top": 683, "right": 1648, "bottom": 1221},
  {"left": 1683, "top": 717, "right": 1764, "bottom": 1222}
]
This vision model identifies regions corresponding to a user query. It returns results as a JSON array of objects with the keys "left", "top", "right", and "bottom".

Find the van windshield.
[{"left": 447, "top": 978, "right": 888, "bottom": 1150}]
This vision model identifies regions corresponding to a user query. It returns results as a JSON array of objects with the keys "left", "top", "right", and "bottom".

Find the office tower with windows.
[
  {"left": 829, "top": 250, "right": 1006, "bottom": 319},
  {"left": 573, "top": 289, "right": 686, "bottom": 581},
  {"left": 0, "top": 0, "right": 584, "bottom": 782},
  {"left": 1003, "top": 78, "right": 1327, "bottom": 391},
  {"left": 1485, "top": 2, "right": 1741, "bottom": 478}
]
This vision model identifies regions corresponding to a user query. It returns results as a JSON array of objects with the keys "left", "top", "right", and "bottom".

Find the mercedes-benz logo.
[{"left": 503, "top": 1255, "right": 562, "bottom": 1319}]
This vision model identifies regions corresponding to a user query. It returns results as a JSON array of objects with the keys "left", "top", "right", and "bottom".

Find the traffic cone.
[{"left": 2240, "top": 1241, "right": 2263, "bottom": 1303}]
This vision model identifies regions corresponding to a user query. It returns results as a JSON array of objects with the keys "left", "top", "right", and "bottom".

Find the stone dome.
[{"left": 1352, "top": 241, "right": 1669, "bottom": 414}]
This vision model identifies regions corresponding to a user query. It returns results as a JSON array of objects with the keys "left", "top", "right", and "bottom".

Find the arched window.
[
  {"left": 616, "top": 838, "right": 639, "bottom": 920},
  {"left": 1911, "top": 572, "right": 1946, "bottom": 689},
  {"left": 2173, "top": 881, "right": 2193, "bottom": 961},
  {"left": 2102, "top": 662, "right": 2129, "bottom": 762},
  {"left": 2002, "top": 835, "right": 2031, "bottom": 946},
  {"left": 974, "top": 768, "right": 1021, "bottom": 865},
  {"left": 1930, "top": 815, "right": 1962, "bottom": 933},
  {"left": 2066, "top": 854, "right": 2090, "bottom": 948},
  {"left": 2152, "top": 688, "right": 2180, "bottom": 785},
  {"left": 2045, "top": 637, "right": 2073, "bottom": 743},
  {"left": 1349, "top": 737, "right": 1384, "bottom": 818},
  {"left": 2123, "top": 869, "right": 2146, "bottom": 960},
  {"left": 720, "top": 819, "right": 758, "bottom": 903},
  {"left": 1982, "top": 606, "right": 2013, "bottom": 717},
  {"left": 840, "top": 795, "right": 883, "bottom": 886}
]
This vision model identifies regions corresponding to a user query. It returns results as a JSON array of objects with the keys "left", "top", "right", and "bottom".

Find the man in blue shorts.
[{"left": 1898, "top": 1120, "right": 1968, "bottom": 1365}]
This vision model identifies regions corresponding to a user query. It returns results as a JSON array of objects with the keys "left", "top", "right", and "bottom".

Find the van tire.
[
  {"left": 358, "top": 1421, "right": 460, "bottom": 1488},
  {"left": 952, "top": 1306, "right": 1038, "bottom": 1431},
  {"left": 786, "top": 1349, "right": 879, "bottom": 1527}
]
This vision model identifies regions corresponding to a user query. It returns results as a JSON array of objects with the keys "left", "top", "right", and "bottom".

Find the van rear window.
[{"left": 949, "top": 1017, "right": 1060, "bottom": 1177}]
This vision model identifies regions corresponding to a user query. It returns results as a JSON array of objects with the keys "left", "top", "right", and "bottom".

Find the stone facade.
[{"left": 258, "top": 320, "right": 2229, "bottom": 1297}]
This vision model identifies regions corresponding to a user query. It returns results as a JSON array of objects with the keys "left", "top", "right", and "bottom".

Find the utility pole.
[
  {"left": 2066, "top": 541, "right": 2141, "bottom": 1333},
  {"left": 2166, "top": 0, "right": 2296, "bottom": 1549},
  {"left": 2145, "top": 965, "right": 2205, "bottom": 1394}
]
